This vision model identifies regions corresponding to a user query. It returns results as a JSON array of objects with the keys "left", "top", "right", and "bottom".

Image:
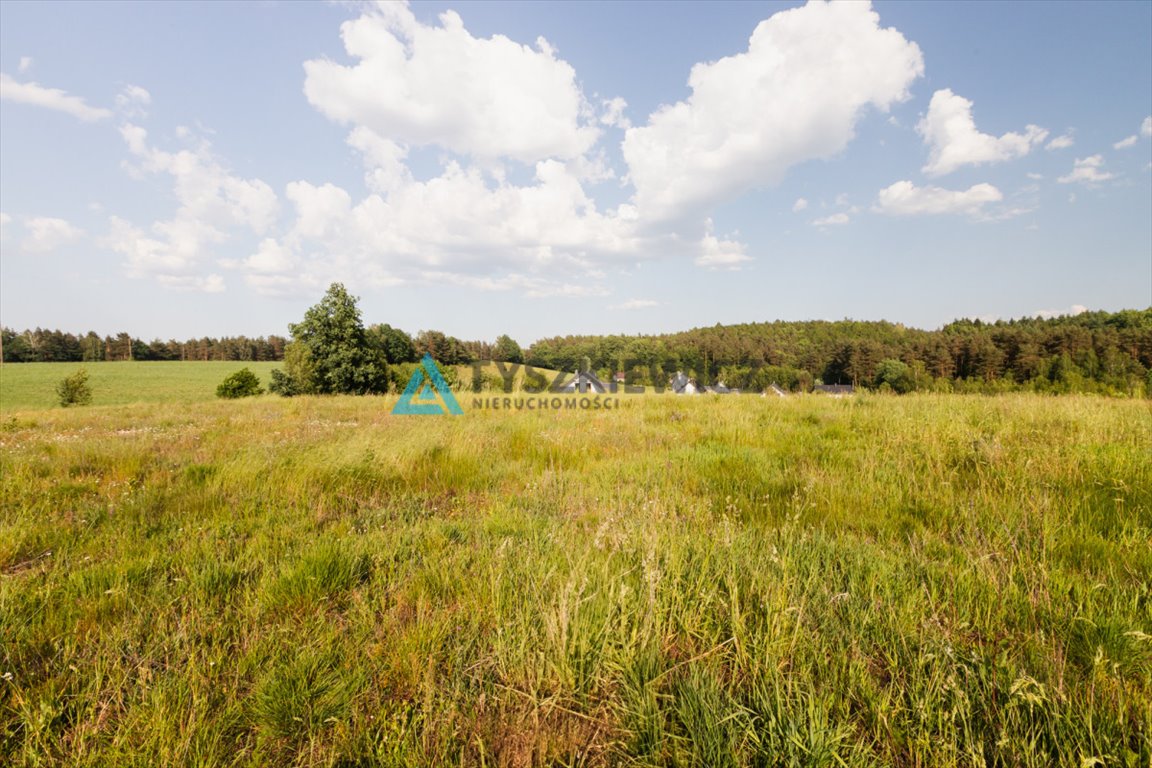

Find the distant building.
[
  {"left": 764, "top": 383, "right": 788, "bottom": 397},
  {"left": 813, "top": 384, "right": 855, "bottom": 396},
  {"left": 560, "top": 369, "right": 609, "bottom": 394},
  {"left": 669, "top": 371, "right": 698, "bottom": 395},
  {"left": 703, "top": 381, "right": 740, "bottom": 394}
]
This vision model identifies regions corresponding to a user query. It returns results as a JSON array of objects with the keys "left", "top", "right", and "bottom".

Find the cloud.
[
  {"left": 696, "top": 219, "right": 751, "bottom": 269},
  {"left": 600, "top": 97, "right": 631, "bottom": 130},
  {"left": 100, "top": 2, "right": 936, "bottom": 299},
  {"left": 18, "top": 57, "right": 32, "bottom": 74},
  {"left": 303, "top": 3, "right": 599, "bottom": 164},
  {"left": 244, "top": 237, "right": 296, "bottom": 274},
  {"left": 1057, "top": 155, "right": 1114, "bottom": 185},
  {"left": 792, "top": 197, "right": 808, "bottom": 212},
  {"left": 106, "top": 124, "right": 278, "bottom": 290},
  {"left": 115, "top": 84, "right": 151, "bottom": 119},
  {"left": 614, "top": 298, "right": 659, "bottom": 310},
  {"left": 1045, "top": 133, "right": 1074, "bottom": 150},
  {"left": 621, "top": 0, "right": 923, "bottom": 222},
  {"left": 874, "top": 180, "right": 1003, "bottom": 216},
  {"left": 918, "top": 89, "right": 1047, "bottom": 176},
  {"left": 104, "top": 4, "right": 658, "bottom": 299},
  {"left": 21, "top": 216, "right": 84, "bottom": 252},
  {"left": 242, "top": 156, "right": 647, "bottom": 296},
  {"left": 1034, "top": 304, "right": 1088, "bottom": 320},
  {"left": 1115, "top": 117, "right": 1152, "bottom": 149},
  {"left": 0, "top": 73, "right": 112, "bottom": 122},
  {"left": 810, "top": 212, "right": 849, "bottom": 226}
]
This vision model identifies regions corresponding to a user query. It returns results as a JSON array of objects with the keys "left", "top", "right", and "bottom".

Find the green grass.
[
  {"left": 0, "top": 361, "right": 283, "bottom": 412},
  {"left": 1, "top": 390, "right": 1150, "bottom": 766}
]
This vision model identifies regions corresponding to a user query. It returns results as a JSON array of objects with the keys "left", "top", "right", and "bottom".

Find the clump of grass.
[
  {"left": 263, "top": 542, "right": 374, "bottom": 614},
  {"left": 250, "top": 646, "right": 362, "bottom": 746}
]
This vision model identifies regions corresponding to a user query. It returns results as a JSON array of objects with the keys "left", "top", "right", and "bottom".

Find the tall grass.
[{"left": 1, "top": 392, "right": 1149, "bottom": 766}]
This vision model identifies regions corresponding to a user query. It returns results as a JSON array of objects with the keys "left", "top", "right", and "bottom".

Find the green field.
[
  {"left": 1, "top": 382, "right": 1150, "bottom": 766},
  {"left": 0, "top": 362, "right": 285, "bottom": 412}
]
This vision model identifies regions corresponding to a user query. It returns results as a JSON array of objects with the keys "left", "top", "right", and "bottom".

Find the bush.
[
  {"left": 874, "top": 359, "right": 915, "bottom": 394},
  {"left": 56, "top": 368, "right": 92, "bottom": 407},
  {"left": 268, "top": 369, "right": 300, "bottom": 397},
  {"left": 216, "top": 368, "right": 263, "bottom": 399}
]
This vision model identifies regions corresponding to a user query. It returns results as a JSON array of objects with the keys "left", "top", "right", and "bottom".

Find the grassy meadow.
[
  {"left": 0, "top": 362, "right": 285, "bottom": 412},
  {"left": 1, "top": 369, "right": 1150, "bottom": 766}
]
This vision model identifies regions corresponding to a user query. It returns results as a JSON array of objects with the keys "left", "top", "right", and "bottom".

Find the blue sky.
[{"left": 1, "top": 0, "right": 1149, "bottom": 345}]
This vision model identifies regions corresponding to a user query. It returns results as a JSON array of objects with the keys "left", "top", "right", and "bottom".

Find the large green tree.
[
  {"left": 367, "top": 323, "right": 419, "bottom": 365},
  {"left": 284, "top": 283, "right": 388, "bottom": 395},
  {"left": 492, "top": 334, "right": 523, "bottom": 364}
]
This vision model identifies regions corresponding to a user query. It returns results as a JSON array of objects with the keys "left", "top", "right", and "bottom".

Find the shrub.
[
  {"left": 268, "top": 368, "right": 300, "bottom": 397},
  {"left": 216, "top": 368, "right": 263, "bottom": 399},
  {"left": 56, "top": 368, "right": 92, "bottom": 407}
]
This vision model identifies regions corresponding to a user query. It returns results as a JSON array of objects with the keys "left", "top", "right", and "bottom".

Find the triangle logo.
[{"left": 392, "top": 354, "right": 464, "bottom": 415}]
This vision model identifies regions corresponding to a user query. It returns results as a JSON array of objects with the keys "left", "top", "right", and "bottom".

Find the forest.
[{"left": 3, "top": 307, "right": 1150, "bottom": 395}]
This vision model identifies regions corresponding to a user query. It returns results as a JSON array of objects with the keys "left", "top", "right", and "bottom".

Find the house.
[
  {"left": 669, "top": 371, "right": 698, "bottom": 395},
  {"left": 813, "top": 384, "right": 855, "bottom": 396},
  {"left": 703, "top": 381, "right": 740, "bottom": 394},
  {"left": 560, "top": 369, "right": 609, "bottom": 394},
  {"left": 764, "top": 383, "right": 788, "bottom": 397}
]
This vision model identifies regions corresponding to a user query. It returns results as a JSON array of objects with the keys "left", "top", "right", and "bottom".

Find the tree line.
[
  {"left": 0, "top": 328, "right": 289, "bottom": 363},
  {"left": 5, "top": 304, "right": 1150, "bottom": 396},
  {"left": 524, "top": 309, "right": 1152, "bottom": 396}
]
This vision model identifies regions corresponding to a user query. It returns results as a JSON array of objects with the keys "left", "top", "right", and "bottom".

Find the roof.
[
  {"left": 560, "top": 369, "right": 609, "bottom": 393},
  {"left": 669, "top": 371, "right": 697, "bottom": 394}
]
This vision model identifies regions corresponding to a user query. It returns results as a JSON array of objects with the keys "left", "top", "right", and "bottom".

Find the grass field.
[
  {"left": 0, "top": 362, "right": 285, "bottom": 412},
  {"left": 1, "top": 380, "right": 1150, "bottom": 766}
]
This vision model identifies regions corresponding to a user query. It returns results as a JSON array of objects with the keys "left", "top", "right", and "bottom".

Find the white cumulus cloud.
[
  {"left": 1057, "top": 155, "right": 1114, "bottom": 185},
  {"left": 246, "top": 157, "right": 647, "bottom": 296},
  {"left": 115, "top": 84, "right": 151, "bottom": 118},
  {"left": 918, "top": 89, "right": 1047, "bottom": 176},
  {"left": 600, "top": 97, "right": 631, "bottom": 129},
  {"left": 102, "top": 2, "right": 946, "bottom": 298},
  {"left": 0, "top": 73, "right": 112, "bottom": 122},
  {"left": 874, "top": 180, "right": 1003, "bottom": 216},
  {"left": 696, "top": 220, "right": 751, "bottom": 269},
  {"left": 106, "top": 124, "right": 279, "bottom": 290},
  {"left": 303, "top": 3, "right": 600, "bottom": 164},
  {"left": 810, "top": 212, "right": 849, "bottom": 227},
  {"left": 621, "top": 0, "right": 923, "bottom": 223},
  {"left": 1115, "top": 117, "right": 1152, "bottom": 149},
  {"left": 21, "top": 216, "right": 84, "bottom": 252},
  {"left": 792, "top": 197, "right": 809, "bottom": 212},
  {"left": 1045, "top": 133, "right": 1074, "bottom": 150}
]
